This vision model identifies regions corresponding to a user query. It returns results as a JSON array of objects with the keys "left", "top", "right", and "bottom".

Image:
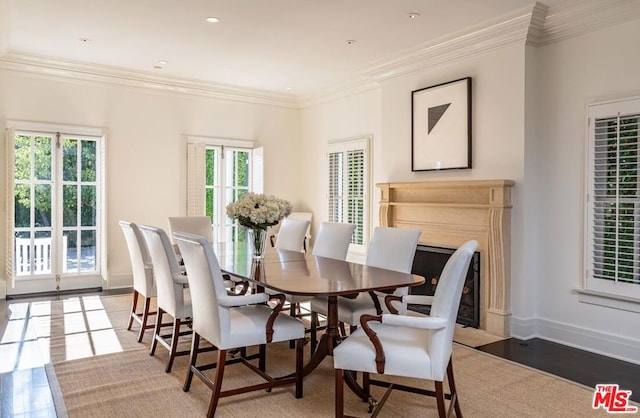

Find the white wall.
[
  {"left": 0, "top": 71, "right": 300, "bottom": 291},
  {"left": 299, "top": 88, "right": 382, "bottom": 238},
  {"left": 524, "top": 19, "right": 640, "bottom": 362}
]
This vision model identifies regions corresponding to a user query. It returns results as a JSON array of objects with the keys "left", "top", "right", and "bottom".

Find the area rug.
[{"left": 45, "top": 294, "right": 611, "bottom": 417}]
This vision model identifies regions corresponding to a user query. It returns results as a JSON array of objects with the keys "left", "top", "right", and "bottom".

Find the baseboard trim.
[{"left": 511, "top": 316, "right": 640, "bottom": 365}]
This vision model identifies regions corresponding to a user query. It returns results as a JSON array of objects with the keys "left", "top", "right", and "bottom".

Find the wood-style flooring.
[{"left": 1, "top": 289, "right": 639, "bottom": 417}]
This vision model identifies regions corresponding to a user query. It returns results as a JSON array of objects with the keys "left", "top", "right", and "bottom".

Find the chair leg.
[
  {"left": 363, "top": 372, "right": 370, "bottom": 396},
  {"left": 435, "top": 381, "right": 447, "bottom": 418},
  {"left": 310, "top": 311, "right": 318, "bottom": 353},
  {"left": 207, "top": 349, "right": 227, "bottom": 418},
  {"left": 447, "top": 359, "right": 463, "bottom": 417},
  {"left": 289, "top": 303, "right": 297, "bottom": 349},
  {"left": 335, "top": 368, "right": 344, "bottom": 418},
  {"left": 166, "top": 317, "right": 182, "bottom": 373},
  {"left": 150, "top": 308, "right": 164, "bottom": 356},
  {"left": 137, "top": 296, "right": 152, "bottom": 343},
  {"left": 258, "top": 344, "right": 266, "bottom": 372},
  {"left": 127, "top": 290, "right": 139, "bottom": 330},
  {"left": 184, "top": 333, "right": 200, "bottom": 392},
  {"left": 295, "top": 338, "right": 304, "bottom": 399}
]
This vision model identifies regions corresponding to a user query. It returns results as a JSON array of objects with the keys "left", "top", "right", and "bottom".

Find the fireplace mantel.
[{"left": 377, "top": 179, "right": 514, "bottom": 337}]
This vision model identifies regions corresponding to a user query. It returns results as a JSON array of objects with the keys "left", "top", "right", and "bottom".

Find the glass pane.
[
  {"left": 81, "top": 140, "right": 97, "bottom": 182},
  {"left": 206, "top": 188, "right": 214, "bottom": 220},
  {"left": 34, "top": 136, "right": 52, "bottom": 181},
  {"left": 63, "top": 231, "right": 78, "bottom": 273},
  {"left": 33, "top": 231, "right": 52, "bottom": 275},
  {"left": 206, "top": 148, "right": 216, "bottom": 186},
  {"left": 34, "top": 184, "right": 52, "bottom": 227},
  {"left": 233, "top": 151, "right": 249, "bottom": 187},
  {"left": 80, "top": 230, "right": 96, "bottom": 271},
  {"left": 14, "top": 231, "right": 31, "bottom": 276},
  {"left": 81, "top": 185, "right": 96, "bottom": 226},
  {"left": 63, "top": 139, "right": 78, "bottom": 181},
  {"left": 14, "top": 135, "right": 31, "bottom": 181},
  {"left": 14, "top": 184, "right": 31, "bottom": 228},
  {"left": 63, "top": 185, "right": 78, "bottom": 227}
]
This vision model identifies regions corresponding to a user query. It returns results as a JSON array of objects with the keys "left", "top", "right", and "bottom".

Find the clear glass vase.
[{"left": 247, "top": 228, "right": 268, "bottom": 260}]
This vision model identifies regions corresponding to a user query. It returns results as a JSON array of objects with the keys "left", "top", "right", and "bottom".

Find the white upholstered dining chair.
[
  {"left": 174, "top": 232, "right": 306, "bottom": 418},
  {"left": 274, "top": 217, "right": 310, "bottom": 252},
  {"left": 333, "top": 240, "right": 478, "bottom": 417},
  {"left": 139, "top": 225, "right": 192, "bottom": 373},
  {"left": 119, "top": 220, "right": 156, "bottom": 343},
  {"left": 168, "top": 216, "right": 214, "bottom": 244},
  {"left": 309, "top": 221, "right": 356, "bottom": 351},
  {"left": 309, "top": 226, "right": 421, "bottom": 337}
]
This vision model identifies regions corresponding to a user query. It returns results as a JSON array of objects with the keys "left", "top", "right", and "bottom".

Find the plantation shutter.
[
  {"left": 252, "top": 147, "right": 264, "bottom": 194},
  {"left": 328, "top": 150, "right": 343, "bottom": 223},
  {"left": 587, "top": 97, "right": 640, "bottom": 299},
  {"left": 346, "top": 147, "right": 365, "bottom": 245},
  {"left": 5, "top": 128, "right": 15, "bottom": 287},
  {"left": 327, "top": 137, "right": 369, "bottom": 249},
  {"left": 187, "top": 142, "right": 206, "bottom": 216}
]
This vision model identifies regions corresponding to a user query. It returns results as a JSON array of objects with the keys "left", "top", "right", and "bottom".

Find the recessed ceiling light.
[
  {"left": 154, "top": 60, "right": 168, "bottom": 69},
  {"left": 285, "top": 87, "right": 293, "bottom": 91},
  {"left": 408, "top": 13, "right": 420, "bottom": 19},
  {"left": 79, "top": 37, "right": 91, "bottom": 43},
  {"left": 205, "top": 16, "right": 221, "bottom": 23},
  {"left": 346, "top": 40, "right": 357, "bottom": 45}
]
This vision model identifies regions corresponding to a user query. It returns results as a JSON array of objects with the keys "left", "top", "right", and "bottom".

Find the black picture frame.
[{"left": 411, "top": 77, "right": 472, "bottom": 171}]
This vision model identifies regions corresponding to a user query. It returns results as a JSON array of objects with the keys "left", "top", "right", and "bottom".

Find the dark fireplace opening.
[{"left": 409, "top": 245, "right": 480, "bottom": 328}]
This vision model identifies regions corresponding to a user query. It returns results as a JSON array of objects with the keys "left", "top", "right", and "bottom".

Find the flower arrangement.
[{"left": 226, "top": 193, "right": 292, "bottom": 230}]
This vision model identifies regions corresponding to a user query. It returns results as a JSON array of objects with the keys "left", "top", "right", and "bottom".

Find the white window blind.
[
  {"left": 587, "top": 98, "right": 640, "bottom": 300},
  {"left": 328, "top": 137, "right": 370, "bottom": 250}
]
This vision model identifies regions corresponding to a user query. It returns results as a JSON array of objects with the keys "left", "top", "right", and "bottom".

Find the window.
[
  {"left": 328, "top": 137, "right": 370, "bottom": 252},
  {"left": 586, "top": 98, "right": 640, "bottom": 300},
  {"left": 187, "top": 138, "right": 262, "bottom": 243},
  {"left": 6, "top": 125, "right": 104, "bottom": 295}
]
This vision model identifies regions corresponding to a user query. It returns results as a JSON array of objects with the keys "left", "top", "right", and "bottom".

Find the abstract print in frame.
[{"left": 411, "top": 77, "right": 472, "bottom": 171}]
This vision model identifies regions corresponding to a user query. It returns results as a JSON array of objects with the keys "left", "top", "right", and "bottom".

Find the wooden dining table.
[{"left": 214, "top": 241, "right": 425, "bottom": 400}]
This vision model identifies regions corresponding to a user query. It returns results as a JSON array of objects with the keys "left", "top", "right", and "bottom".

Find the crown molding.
[
  {"left": 535, "top": 0, "right": 640, "bottom": 46},
  {"left": 0, "top": 51, "right": 300, "bottom": 109}
]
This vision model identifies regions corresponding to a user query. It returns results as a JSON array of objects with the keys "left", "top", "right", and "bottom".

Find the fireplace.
[
  {"left": 377, "top": 179, "right": 514, "bottom": 337},
  {"left": 409, "top": 245, "right": 480, "bottom": 327}
]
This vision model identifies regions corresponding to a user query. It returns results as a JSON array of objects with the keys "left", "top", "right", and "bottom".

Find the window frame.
[
  {"left": 186, "top": 136, "right": 261, "bottom": 244},
  {"left": 327, "top": 136, "right": 371, "bottom": 254},
  {"left": 584, "top": 97, "right": 640, "bottom": 305},
  {"left": 6, "top": 121, "right": 105, "bottom": 294}
]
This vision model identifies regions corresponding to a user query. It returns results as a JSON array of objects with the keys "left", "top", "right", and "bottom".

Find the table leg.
[{"left": 301, "top": 295, "right": 339, "bottom": 376}]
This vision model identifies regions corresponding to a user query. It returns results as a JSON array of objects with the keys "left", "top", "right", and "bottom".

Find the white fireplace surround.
[{"left": 377, "top": 180, "right": 514, "bottom": 337}]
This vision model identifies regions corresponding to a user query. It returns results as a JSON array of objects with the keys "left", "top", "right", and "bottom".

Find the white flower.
[{"left": 226, "top": 193, "right": 292, "bottom": 230}]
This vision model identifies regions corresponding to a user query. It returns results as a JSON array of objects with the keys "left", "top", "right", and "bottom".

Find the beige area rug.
[{"left": 45, "top": 294, "right": 610, "bottom": 417}]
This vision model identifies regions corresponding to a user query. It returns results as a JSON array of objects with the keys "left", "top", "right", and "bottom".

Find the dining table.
[{"left": 213, "top": 241, "right": 425, "bottom": 400}]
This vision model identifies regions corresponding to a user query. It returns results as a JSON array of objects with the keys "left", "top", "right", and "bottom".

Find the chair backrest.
[
  {"left": 275, "top": 218, "right": 310, "bottom": 252},
  {"left": 168, "top": 216, "right": 214, "bottom": 244},
  {"left": 119, "top": 220, "right": 155, "bottom": 297},
  {"left": 287, "top": 212, "right": 312, "bottom": 239},
  {"left": 139, "top": 225, "right": 187, "bottom": 318},
  {"left": 366, "top": 227, "right": 421, "bottom": 273},
  {"left": 174, "top": 232, "right": 230, "bottom": 347},
  {"left": 427, "top": 239, "right": 478, "bottom": 380},
  {"left": 312, "top": 222, "right": 356, "bottom": 260}
]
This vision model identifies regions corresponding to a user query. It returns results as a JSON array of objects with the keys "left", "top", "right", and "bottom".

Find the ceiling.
[{"left": 2, "top": 0, "right": 560, "bottom": 97}]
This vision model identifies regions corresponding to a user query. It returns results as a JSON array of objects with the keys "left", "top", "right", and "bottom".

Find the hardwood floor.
[{"left": 1, "top": 290, "right": 639, "bottom": 417}]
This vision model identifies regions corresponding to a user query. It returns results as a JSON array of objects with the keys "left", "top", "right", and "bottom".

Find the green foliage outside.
[{"left": 14, "top": 135, "right": 98, "bottom": 248}]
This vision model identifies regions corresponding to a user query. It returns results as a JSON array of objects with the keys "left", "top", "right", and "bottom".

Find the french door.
[
  {"left": 8, "top": 130, "right": 103, "bottom": 295},
  {"left": 204, "top": 145, "right": 253, "bottom": 244}
]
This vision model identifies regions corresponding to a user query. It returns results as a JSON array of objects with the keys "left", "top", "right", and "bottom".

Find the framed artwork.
[{"left": 411, "top": 77, "right": 472, "bottom": 171}]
